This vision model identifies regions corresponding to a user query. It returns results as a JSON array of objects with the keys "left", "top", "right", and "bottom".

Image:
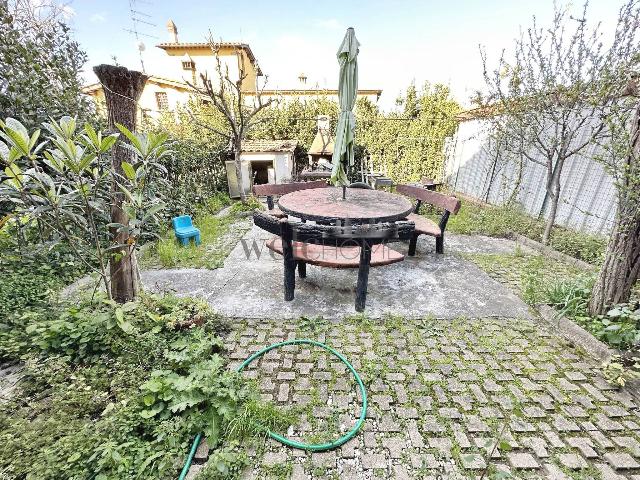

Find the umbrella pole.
[{"left": 342, "top": 185, "right": 346, "bottom": 199}]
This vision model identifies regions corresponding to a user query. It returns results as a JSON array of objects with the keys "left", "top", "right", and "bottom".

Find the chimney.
[{"left": 167, "top": 19, "right": 178, "bottom": 43}]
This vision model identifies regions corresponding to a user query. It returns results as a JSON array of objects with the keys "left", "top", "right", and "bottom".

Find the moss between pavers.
[
  {"left": 222, "top": 316, "right": 640, "bottom": 479},
  {"left": 460, "top": 252, "right": 590, "bottom": 305}
]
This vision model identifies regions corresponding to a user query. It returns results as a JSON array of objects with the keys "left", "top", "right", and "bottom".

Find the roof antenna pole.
[{"left": 124, "top": 0, "right": 158, "bottom": 72}]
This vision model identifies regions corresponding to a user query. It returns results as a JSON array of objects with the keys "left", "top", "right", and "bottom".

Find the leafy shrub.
[
  {"left": 590, "top": 304, "right": 640, "bottom": 349},
  {"left": 197, "top": 192, "right": 232, "bottom": 216},
  {"left": 0, "top": 294, "right": 274, "bottom": 480},
  {"left": 545, "top": 277, "right": 640, "bottom": 350},
  {"left": 148, "top": 104, "right": 229, "bottom": 222},
  {"left": 196, "top": 442, "right": 249, "bottom": 479},
  {"left": 0, "top": 229, "right": 90, "bottom": 358}
]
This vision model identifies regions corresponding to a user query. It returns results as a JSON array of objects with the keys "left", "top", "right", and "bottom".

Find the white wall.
[
  {"left": 444, "top": 118, "right": 618, "bottom": 234},
  {"left": 156, "top": 52, "right": 241, "bottom": 89},
  {"left": 237, "top": 152, "right": 294, "bottom": 194},
  {"left": 138, "top": 82, "right": 191, "bottom": 119}
]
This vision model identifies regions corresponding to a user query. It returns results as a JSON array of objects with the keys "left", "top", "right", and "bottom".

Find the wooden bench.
[
  {"left": 252, "top": 180, "right": 328, "bottom": 218},
  {"left": 396, "top": 184, "right": 461, "bottom": 255},
  {"left": 253, "top": 211, "right": 414, "bottom": 312}
]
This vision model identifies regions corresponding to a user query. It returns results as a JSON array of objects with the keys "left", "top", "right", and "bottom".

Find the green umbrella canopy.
[{"left": 330, "top": 27, "right": 360, "bottom": 186}]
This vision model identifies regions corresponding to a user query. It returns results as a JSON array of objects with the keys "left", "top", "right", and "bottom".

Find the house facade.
[{"left": 82, "top": 20, "right": 382, "bottom": 118}]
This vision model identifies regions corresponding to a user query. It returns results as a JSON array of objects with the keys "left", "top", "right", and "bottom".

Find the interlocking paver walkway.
[{"left": 227, "top": 316, "right": 640, "bottom": 479}]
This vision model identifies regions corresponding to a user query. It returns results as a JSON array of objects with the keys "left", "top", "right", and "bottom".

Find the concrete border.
[
  {"left": 511, "top": 233, "right": 594, "bottom": 270},
  {"left": 536, "top": 304, "right": 612, "bottom": 362}
]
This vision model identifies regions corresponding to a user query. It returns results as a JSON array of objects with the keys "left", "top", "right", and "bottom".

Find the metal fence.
[{"left": 443, "top": 118, "right": 617, "bottom": 235}]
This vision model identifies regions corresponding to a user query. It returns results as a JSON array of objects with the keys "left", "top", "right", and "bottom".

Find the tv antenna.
[{"left": 123, "top": 0, "right": 158, "bottom": 72}]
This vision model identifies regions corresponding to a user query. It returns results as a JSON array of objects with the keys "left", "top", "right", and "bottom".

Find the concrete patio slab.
[{"left": 142, "top": 226, "right": 532, "bottom": 319}]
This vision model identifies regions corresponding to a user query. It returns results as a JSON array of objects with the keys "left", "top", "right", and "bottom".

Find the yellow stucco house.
[{"left": 82, "top": 20, "right": 382, "bottom": 118}]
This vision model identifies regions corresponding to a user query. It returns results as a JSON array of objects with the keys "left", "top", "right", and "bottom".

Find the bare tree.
[
  {"left": 480, "top": 2, "right": 634, "bottom": 243},
  {"left": 94, "top": 64, "right": 148, "bottom": 303},
  {"left": 187, "top": 35, "right": 275, "bottom": 202}
]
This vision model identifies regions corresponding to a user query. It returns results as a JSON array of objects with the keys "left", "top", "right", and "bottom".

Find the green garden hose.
[{"left": 178, "top": 339, "right": 367, "bottom": 479}]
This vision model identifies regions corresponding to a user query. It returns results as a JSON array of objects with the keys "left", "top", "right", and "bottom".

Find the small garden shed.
[{"left": 226, "top": 139, "right": 298, "bottom": 198}]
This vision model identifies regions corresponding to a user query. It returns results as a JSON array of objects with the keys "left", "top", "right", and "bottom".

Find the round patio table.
[{"left": 278, "top": 187, "right": 413, "bottom": 224}]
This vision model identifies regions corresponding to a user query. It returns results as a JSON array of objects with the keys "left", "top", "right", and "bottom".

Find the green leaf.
[
  {"left": 142, "top": 378, "right": 164, "bottom": 393},
  {"left": 142, "top": 394, "right": 156, "bottom": 406},
  {"left": 498, "top": 440, "right": 512, "bottom": 452},
  {"left": 67, "top": 452, "right": 81, "bottom": 463},
  {"left": 116, "top": 123, "right": 143, "bottom": 153},
  {"left": 5, "top": 118, "right": 28, "bottom": 139},
  {"left": 122, "top": 161, "right": 136, "bottom": 180},
  {"left": 139, "top": 402, "right": 165, "bottom": 418},
  {"left": 114, "top": 307, "right": 135, "bottom": 334},
  {"left": 100, "top": 134, "right": 118, "bottom": 153},
  {"left": 0, "top": 140, "right": 10, "bottom": 164}
]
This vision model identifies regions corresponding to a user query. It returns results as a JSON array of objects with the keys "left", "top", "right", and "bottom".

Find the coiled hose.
[{"left": 178, "top": 339, "right": 367, "bottom": 479}]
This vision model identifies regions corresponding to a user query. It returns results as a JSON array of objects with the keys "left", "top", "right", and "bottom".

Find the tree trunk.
[
  {"left": 541, "top": 189, "right": 559, "bottom": 244},
  {"left": 541, "top": 158, "right": 564, "bottom": 244},
  {"left": 507, "top": 154, "right": 525, "bottom": 206},
  {"left": 93, "top": 64, "right": 148, "bottom": 303},
  {"left": 589, "top": 212, "right": 640, "bottom": 315},
  {"left": 234, "top": 139, "right": 246, "bottom": 202},
  {"left": 589, "top": 99, "right": 640, "bottom": 316}
]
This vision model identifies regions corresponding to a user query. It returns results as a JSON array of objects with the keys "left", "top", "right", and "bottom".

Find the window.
[
  {"left": 155, "top": 91, "right": 169, "bottom": 111},
  {"left": 182, "top": 60, "right": 195, "bottom": 70}
]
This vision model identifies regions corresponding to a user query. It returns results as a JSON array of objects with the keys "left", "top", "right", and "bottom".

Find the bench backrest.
[
  {"left": 172, "top": 215, "right": 193, "bottom": 230},
  {"left": 252, "top": 180, "right": 328, "bottom": 197},
  {"left": 396, "top": 184, "right": 461, "bottom": 214},
  {"left": 253, "top": 211, "right": 415, "bottom": 246}
]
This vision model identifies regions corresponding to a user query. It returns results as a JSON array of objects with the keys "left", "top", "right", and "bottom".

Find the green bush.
[
  {"left": 0, "top": 294, "right": 274, "bottom": 480},
  {"left": 148, "top": 105, "right": 230, "bottom": 222},
  {"left": 545, "top": 276, "right": 640, "bottom": 350},
  {"left": 0, "top": 229, "right": 88, "bottom": 320}
]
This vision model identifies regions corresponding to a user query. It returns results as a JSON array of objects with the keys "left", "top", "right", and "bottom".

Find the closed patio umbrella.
[{"left": 330, "top": 27, "right": 360, "bottom": 186}]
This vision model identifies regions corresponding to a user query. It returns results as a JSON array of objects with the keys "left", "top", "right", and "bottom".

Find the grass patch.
[
  {"left": 141, "top": 196, "right": 261, "bottom": 270},
  {"left": 423, "top": 200, "right": 607, "bottom": 264},
  {"left": 462, "top": 252, "right": 589, "bottom": 305}
]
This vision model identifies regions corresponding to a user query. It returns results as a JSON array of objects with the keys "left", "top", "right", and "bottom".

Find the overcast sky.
[{"left": 69, "top": 0, "right": 622, "bottom": 110}]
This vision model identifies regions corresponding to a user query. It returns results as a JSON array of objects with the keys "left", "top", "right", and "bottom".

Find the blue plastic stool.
[{"left": 172, "top": 215, "right": 201, "bottom": 246}]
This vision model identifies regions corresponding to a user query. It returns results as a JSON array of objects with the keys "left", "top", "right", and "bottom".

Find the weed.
[
  {"left": 521, "top": 256, "right": 545, "bottom": 305},
  {"left": 430, "top": 200, "right": 606, "bottom": 264}
]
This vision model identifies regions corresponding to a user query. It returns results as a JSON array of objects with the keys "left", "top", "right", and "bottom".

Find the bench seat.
[
  {"left": 266, "top": 238, "right": 405, "bottom": 268},
  {"left": 266, "top": 207, "right": 287, "bottom": 218},
  {"left": 406, "top": 213, "right": 441, "bottom": 237}
]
